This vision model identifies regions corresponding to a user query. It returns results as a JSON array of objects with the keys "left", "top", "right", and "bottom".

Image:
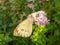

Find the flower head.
[{"left": 31, "top": 10, "right": 49, "bottom": 25}]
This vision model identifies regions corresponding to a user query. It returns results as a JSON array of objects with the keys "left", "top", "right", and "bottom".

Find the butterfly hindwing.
[{"left": 13, "top": 18, "right": 33, "bottom": 37}]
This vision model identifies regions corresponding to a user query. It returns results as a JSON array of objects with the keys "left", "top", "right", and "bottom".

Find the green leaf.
[{"left": 53, "top": 14, "right": 60, "bottom": 23}]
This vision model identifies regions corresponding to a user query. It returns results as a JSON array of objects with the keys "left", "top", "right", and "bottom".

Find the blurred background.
[{"left": 0, "top": 0, "right": 60, "bottom": 45}]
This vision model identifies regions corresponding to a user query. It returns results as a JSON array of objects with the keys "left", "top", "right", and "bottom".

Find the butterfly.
[{"left": 13, "top": 15, "right": 34, "bottom": 37}]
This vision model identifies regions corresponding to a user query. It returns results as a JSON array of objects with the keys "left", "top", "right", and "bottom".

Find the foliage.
[{"left": 0, "top": 0, "right": 60, "bottom": 45}]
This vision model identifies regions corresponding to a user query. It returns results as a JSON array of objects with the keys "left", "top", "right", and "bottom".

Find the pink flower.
[{"left": 31, "top": 10, "right": 49, "bottom": 25}]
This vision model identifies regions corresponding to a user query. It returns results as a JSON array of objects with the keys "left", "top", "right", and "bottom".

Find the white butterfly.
[{"left": 13, "top": 15, "right": 34, "bottom": 37}]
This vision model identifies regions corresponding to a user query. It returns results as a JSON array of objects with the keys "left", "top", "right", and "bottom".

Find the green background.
[{"left": 0, "top": 0, "right": 60, "bottom": 45}]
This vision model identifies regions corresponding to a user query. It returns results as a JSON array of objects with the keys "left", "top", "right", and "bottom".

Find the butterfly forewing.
[{"left": 13, "top": 18, "right": 33, "bottom": 37}]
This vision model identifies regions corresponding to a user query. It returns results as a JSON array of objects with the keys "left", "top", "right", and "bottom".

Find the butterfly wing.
[{"left": 13, "top": 18, "right": 33, "bottom": 37}]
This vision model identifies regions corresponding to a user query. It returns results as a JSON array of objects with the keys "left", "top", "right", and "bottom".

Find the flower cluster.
[
  {"left": 35, "top": 11, "right": 49, "bottom": 25},
  {"left": 32, "top": 10, "right": 49, "bottom": 25}
]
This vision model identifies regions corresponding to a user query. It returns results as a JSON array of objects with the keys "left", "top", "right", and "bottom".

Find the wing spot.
[
  {"left": 21, "top": 29, "right": 24, "bottom": 31},
  {"left": 15, "top": 28, "right": 20, "bottom": 35}
]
